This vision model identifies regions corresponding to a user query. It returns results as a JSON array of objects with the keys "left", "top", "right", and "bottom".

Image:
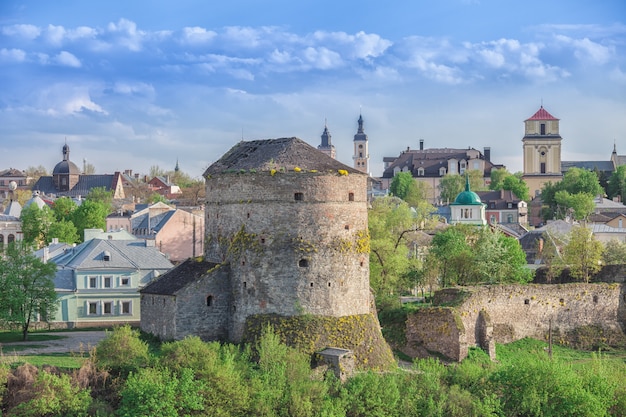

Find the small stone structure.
[
  {"left": 317, "top": 347, "right": 355, "bottom": 382},
  {"left": 406, "top": 283, "right": 626, "bottom": 361}
]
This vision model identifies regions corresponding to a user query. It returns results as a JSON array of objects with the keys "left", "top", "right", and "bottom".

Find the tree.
[
  {"left": 473, "top": 227, "right": 531, "bottom": 284},
  {"left": 48, "top": 219, "right": 79, "bottom": 244},
  {"left": 0, "top": 242, "right": 57, "bottom": 340},
  {"left": 369, "top": 197, "right": 421, "bottom": 300},
  {"left": 52, "top": 197, "right": 77, "bottom": 222},
  {"left": 541, "top": 168, "right": 603, "bottom": 221},
  {"left": 428, "top": 225, "right": 474, "bottom": 287},
  {"left": 25, "top": 165, "right": 48, "bottom": 185},
  {"left": 562, "top": 226, "right": 603, "bottom": 283},
  {"left": 390, "top": 172, "right": 415, "bottom": 201},
  {"left": 85, "top": 186, "right": 114, "bottom": 212},
  {"left": 180, "top": 179, "right": 206, "bottom": 206},
  {"left": 20, "top": 203, "right": 54, "bottom": 248},
  {"left": 82, "top": 161, "right": 96, "bottom": 174},
  {"left": 72, "top": 200, "right": 109, "bottom": 241},
  {"left": 439, "top": 171, "right": 485, "bottom": 204},
  {"left": 554, "top": 190, "right": 595, "bottom": 221},
  {"left": 607, "top": 165, "right": 626, "bottom": 202},
  {"left": 490, "top": 169, "right": 530, "bottom": 201},
  {"left": 602, "top": 239, "right": 626, "bottom": 265}
]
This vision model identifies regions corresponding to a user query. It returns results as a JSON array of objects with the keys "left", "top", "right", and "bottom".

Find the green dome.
[
  {"left": 451, "top": 175, "right": 483, "bottom": 205},
  {"left": 453, "top": 190, "right": 482, "bottom": 205}
]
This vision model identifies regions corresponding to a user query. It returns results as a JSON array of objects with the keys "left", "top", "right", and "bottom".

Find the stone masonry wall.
[
  {"left": 406, "top": 283, "right": 626, "bottom": 361},
  {"left": 406, "top": 307, "right": 467, "bottom": 361},
  {"left": 205, "top": 172, "right": 371, "bottom": 341},
  {"left": 170, "top": 265, "right": 232, "bottom": 341},
  {"left": 140, "top": 293, "right": 178, "bottom": 341}
]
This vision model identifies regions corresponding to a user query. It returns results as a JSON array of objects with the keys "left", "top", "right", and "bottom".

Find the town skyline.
[{"left": 1, "top": 0, "right": 624, "bottom": 178}]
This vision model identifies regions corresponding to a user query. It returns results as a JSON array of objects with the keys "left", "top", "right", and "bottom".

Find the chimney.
[
  {"left": 484, "top": 147, "right": 491, "bottom": 162},
  {"left": 43, "top": 247, "right": 49, "bottom": 263},
  {"left": 419, "top": 139, "right": 424, "bottom": 150}
]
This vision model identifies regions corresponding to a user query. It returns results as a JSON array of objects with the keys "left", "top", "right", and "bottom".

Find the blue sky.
[{"left": 1, "top": 0, "right": 625, "bottom": 179}]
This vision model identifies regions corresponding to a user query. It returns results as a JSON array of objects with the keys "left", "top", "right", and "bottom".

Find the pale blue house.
[{"left": 49, "top": 238, "right": 173, "bottom": 327}]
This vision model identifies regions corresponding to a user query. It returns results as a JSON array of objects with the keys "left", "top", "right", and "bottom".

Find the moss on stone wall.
[{"left": 243, "top": 313, "right": 396, "bottom": 371}]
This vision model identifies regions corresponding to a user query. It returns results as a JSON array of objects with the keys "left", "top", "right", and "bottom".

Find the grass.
[
  {"left": 0, "top": 331, "right": 65, "bottom": 344},
  {"left": 1, "top": 352, "right": 87, "bottom": 369}
]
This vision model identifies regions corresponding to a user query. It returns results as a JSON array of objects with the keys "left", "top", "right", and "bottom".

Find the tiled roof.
[
  {"left": 203, "top": 137, "right": 361, "bottom": 176},
  {"left": 0, "top": 168, "right": 27, "bottom": 177},
  {"left": 381, "top": 148, "right": 498, "bottom": 179},
  {"left": 32, "top": 174, "right": 119, "bottom": 197},
  {"left": 525, "top": 106, "right": 558, "bottom": 121},
  {"left": 561, "top": 161, "right": 614, "bottom": 172},
  {"left": 140, "top": 258, "right": 223, "bottom": 295},
  {"left": 51, "top": 239, "right": 173, "bottom": 271}
]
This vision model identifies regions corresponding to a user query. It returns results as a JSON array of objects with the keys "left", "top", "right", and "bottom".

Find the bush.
[
  {"left": 9, "top": 370, "right": 92, "bottom": 417},
  {"left": 93, "top": 325, "right": 150, "bottom": 376},
  {"left": 117, "top": 367, "right": 205, "bottom": 417}
]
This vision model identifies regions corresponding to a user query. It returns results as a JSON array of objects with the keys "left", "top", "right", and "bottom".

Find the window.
[
  {"left": 490, "top": 215, "right": 496, "bottom": 224},
  {"left": 120, "top": 277, "right": 130, "bottom": 286},
  {"left": 103, "top": 302, "right": 113, "bottom": 314},
  {"left": 417, "top": 167, "right": 424, "bottom": 176},
  {"left": 206, "top": 295, "right": 213, "bottom": 307},
  {"left": 88, "top": 302, "right": 98, "bottom": 315},
  {"left": 359, "top": 152, "right": 363, "bottom": 157},
  {"left": 294, "top": 192, "right": 304, "bottom": 201},
  {"left": 540, "top": 162, "right": 546, "bottom": 174},
  {"left": 89, "top": 276, "right": 97, "bottom": 289},
  {"left": 299, "top": 259, "right": 309, "bottom": 267},
  {"left": 540, "top": 123, "right": 546, "bottom": 135},
  {"left": 507, "top": 203, "right": 512, "bottom": 209},
  {"left": 439, "top": 167, "right": 446, "bottom": 176},
  {"left": 348, "top": 192, "right": 354, "bottom": 201},
  {"left": 121, "top": 301, "right": 131, "bottom": 314},
  {"left": 103, "top": 276, "right": 112, "bottom": 288},
  {"left": 507, "top": 214, "right": 514, "bottom": 223},
  {"left": 359, "top": 144, "right": 363, "bottom": 149},
  {"left": 7, "top": 234, "right": 14, "bottom": 243}
]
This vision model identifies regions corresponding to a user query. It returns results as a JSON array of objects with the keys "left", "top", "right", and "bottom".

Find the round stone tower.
[{"left": 203, "top": 137, "right": 372, "bottom": 341}]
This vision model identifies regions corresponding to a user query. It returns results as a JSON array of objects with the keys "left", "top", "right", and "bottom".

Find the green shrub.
[
  {"left": 93, "top": 325, "right": 150, "bottom": 376},
  {"left": 10, "top": 371, "right": 92, "bottom": 417},
  {"left": 117, "top": 367, "right": 205, "bottom": 417}
]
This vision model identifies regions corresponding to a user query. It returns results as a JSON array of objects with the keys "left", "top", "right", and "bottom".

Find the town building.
[
  {"left": 0, "top": 168, "right": 31, "bottom": 202},
  {"left": 381, "top": 140, "right": 503, "bottom": 204},
  {"left": 49, "top": 237, "right": 173, "bottom": 328},
  {"left": 353, "top": 114, "right": 370, "bottom": 174},
  {"left": 147, "top": 176, "right": 182, "bottom": 200},
  {"left": 476, "top": 190, "right": 528, "bottom": 230},
  {"left": 0, "top": 200, "right": 23, "bottom": 246},
  {"left": 106, "top": 202, "right": 204, "bottom": 263},
  {"left": 31, "top": 143, "right": 125, "bottom": 199},
  {"left": 449, "top": 176, "right": 487, "bottom": 225},
  {"left": 317, "top": 121, "right": 336, "bottom": 159},
  {"left": 521, "top": 106, "right": 564, "bottom": 197}
]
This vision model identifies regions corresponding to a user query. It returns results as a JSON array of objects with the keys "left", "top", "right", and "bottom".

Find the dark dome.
[
  {"left": 53, "top": 143, "right": 80, "bottom": 175},
  {"left": 53, "top": 160, "right": 80, "bottom": 175}
]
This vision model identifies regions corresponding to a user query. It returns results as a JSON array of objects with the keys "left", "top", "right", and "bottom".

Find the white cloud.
[
  {"left": 44, "top": 24, "right": 66, "bottom": 46},
  {"left": 311, "top": 30, "right": 392, "bottom": 59},
  {"left": 181, "top": 26, "right": 216, "bottom": 44},
  {"left": 106, "top": 18, "right": 144, "bottom": 51},
  {"left": 112, "top": 82, "right": 155, "bottom": 96},
  {"left": 35, "top": 84, "right": 107, "bottom": 116},
  {"left": 55, "top": 51, "right": 81, "bottom": 67},
  {"left": 1, "top": 24, "right": 41, "bottom": 39},
  {"left": 0, "top": 48, "right": 26, "bottom": 62},
  {"left": 303, "top": 47, "right": 343, "bottom": 70},
  {"left": 554, "top": 35, "right": 613, "bottom": 65}
]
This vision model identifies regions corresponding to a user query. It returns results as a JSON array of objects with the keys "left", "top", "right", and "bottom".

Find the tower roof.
[
  {"left": 354, "top": 114, "right": 368, "bottom": 142},
  {"left": 451, "top": 176, "right": 484, "bottom": 205},
  {"left": 525, "top": 106, "right": 559, "bottom": 121},
  {"left": 52, "top": 143, "right": 80, "bottom": 175},
  {"left": 203, "top": 137, "right": 361, "bottom": 176}
]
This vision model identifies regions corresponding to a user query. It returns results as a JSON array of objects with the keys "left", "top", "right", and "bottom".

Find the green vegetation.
[
  {"left": 1, "top": 326, "right": 625, "bottom": 416},
  {"left": 489, "top": 168, "right": 530, "bottom": 201},
  {"left": 541, "top": 167, "right": 603, "bottom": 221}
]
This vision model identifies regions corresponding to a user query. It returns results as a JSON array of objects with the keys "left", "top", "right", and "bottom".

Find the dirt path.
[{"left": 0, "top": 331, "right": 107, "bottom": 356}]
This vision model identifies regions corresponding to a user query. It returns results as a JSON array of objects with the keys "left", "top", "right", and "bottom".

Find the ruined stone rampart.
[{"left": 406, "top": 283, "right": 626, "bottom": 361}]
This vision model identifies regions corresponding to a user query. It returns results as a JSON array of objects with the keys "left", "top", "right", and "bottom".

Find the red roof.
[{"left": 526, "top": 106, "right": 558, "bottom": 121}]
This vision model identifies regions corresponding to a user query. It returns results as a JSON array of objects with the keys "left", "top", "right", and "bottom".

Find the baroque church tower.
[
  {"left": 317, "top": 120, "right": 336, "bottom": 159},
  {"left": 521, "top": 106, "right": 563, "bottom": 197},
  {"left": 353, "top": 114, "right": 369, "bottom": 174}
]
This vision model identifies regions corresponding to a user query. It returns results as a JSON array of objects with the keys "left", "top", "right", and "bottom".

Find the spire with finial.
[{"left": 175, "top": 158, "right": 180, "bottom": 172}]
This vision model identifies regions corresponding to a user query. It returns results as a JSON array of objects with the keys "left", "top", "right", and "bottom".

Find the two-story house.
[{"left": 49, "top": 237, "right": 173, "bottom": 328}]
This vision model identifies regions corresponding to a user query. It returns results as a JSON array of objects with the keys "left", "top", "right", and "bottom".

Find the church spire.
[
  {"left": 352, "top": 112, "right": 369, "bottom": 174},
  {"left": 317, "top": 119, "right": 336, "bottom": 159}
]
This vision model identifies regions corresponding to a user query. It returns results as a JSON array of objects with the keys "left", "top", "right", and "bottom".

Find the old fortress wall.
[
  {"left": 204, "top": 172, "right": 372, "bottom": 341},
  {"left": 407, "top": 283, "right": 626, "bottom": 361}
]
